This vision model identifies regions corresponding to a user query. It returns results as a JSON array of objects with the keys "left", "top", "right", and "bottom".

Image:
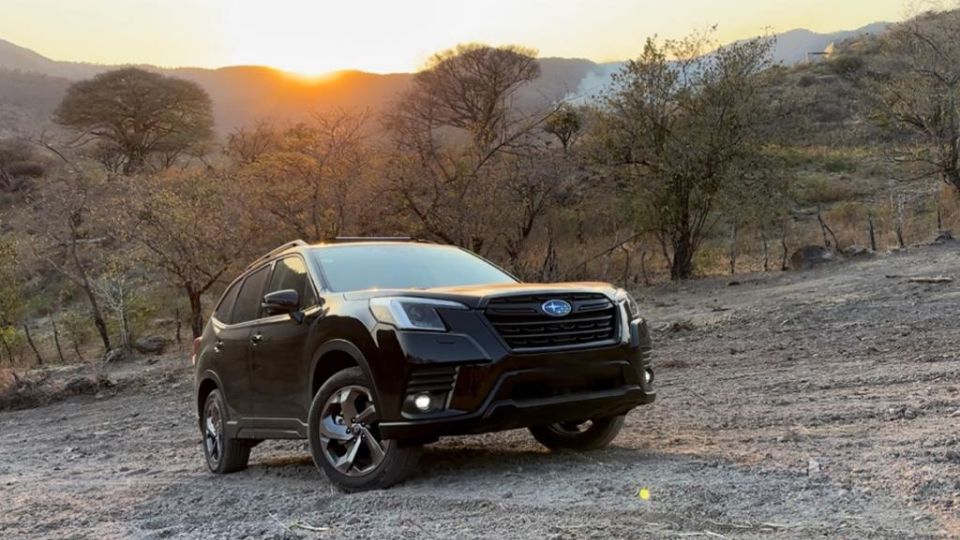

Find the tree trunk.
[
  {"left": 23, "top": 324, "right": 43, "bottom": 366},
  {"left": 728, "top": 222, "right": 738, "bottom": 276},
  {"left": 620, "top": 244, "right": 632, "bottom": 286},
  {"left": 670, "top": 237, "right": 695, "bottom": 281},
  {"left": 817, "top": 207, "right": 839, "bottom": 251},
  {"left": 175, "top": 307, "right": 182, "bottom": 345},
  {"left": 68, "top": 240, "right": 111, "bottom": 352},
  {"left": 0, "top": 333, "right": 12, "bottom": 366},
  {"left": 51, "top": 318, "right": 66, "bottom": 364},
  {"left": 895, "top": 195, "right": 906, "bottom": 249},
  {"left": 187, "top": 287, "right": 205, "bottom": 339},
  {"left": 780, "top": 218, "right": 790, "bottom": 271},
  {"left": 639, "top": 248, "right": 649, "bottom": 286},
  {"left": 760, "top": 228, "right": 770, "bottom": 272},
  {"left": 72, "top": 339, "right": 85, "bottom": 363}
]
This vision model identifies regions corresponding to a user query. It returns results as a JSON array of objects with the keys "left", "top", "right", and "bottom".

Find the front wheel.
[
  {"left": 529, "top": 415, "right": 625, "bottom": 451},
  {"left": 307, "top": 367, "right": 421, "bottom": 491}
]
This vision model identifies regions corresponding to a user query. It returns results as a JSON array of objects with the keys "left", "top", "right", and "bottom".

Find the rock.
[
  {"left": 133, "top": 336, "right": 168, "bottom": 355},
  {"left": 843, "top": 244, "right": 873, "bottom": 259},
  {"left": 64, "top": 376, "right": 98, "bottom": 395},
  {"left": 790, "top": 245, "right": 834, "bottom": 271},
  {"left": 807, "top": 458, "right": 821, "bottom": 477},
  {"left": 933, "top": 230, "right": 954, "bottom": 245},
  {"left": 103, "top": 348, "right": 126, "bottom": 363},
  {"left": 665, "top": 320, "right": 696, "bottom": 333}
]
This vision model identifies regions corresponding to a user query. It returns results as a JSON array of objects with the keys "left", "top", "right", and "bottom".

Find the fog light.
[{"left": 413, "top": 393, "right": 432, "bottom": 412}]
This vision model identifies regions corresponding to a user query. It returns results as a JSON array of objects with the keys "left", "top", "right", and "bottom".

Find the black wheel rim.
[
  {"left": 317, "top": 385, "right": 386, "bottom": 477},
  {"left": 547, "top": 420, "right": 593, "bottom": 436},
  {"left": 204, "top": 399, "right": 224, "bottom": 468}
]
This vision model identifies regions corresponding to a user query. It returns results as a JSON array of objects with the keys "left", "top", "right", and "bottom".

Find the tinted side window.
[
  {"left": 267, "top": 257, "right": 316, "bottom": 308},
  {"left": 232, "top": 266, "right": 270, "bottom": 324},
  {"left": 214, "top": 281, "right": 241, "bottom": 324}
]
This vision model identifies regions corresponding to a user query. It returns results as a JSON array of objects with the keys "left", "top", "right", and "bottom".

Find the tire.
[
  {"left": 529, "top": 415, "right": 626, "bottom": 451},
  {"left": 307, "top": 367, "right": 421, "bottom": 492},
  {"left": 201, "top": 389, "right": 252, "bottom": 473}
]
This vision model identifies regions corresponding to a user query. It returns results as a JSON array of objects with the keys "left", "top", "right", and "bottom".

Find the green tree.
[
  {"left": 598, "top": 31, "right": 775, "bottom": 280},
  {"left": 54, "top": 68, "right": 213, "bottom": 175},
  {"left": 544, "top": 104, "right": 584, "bottom": 153},
  {"left": 0, "top": 238, "right": 24, "bottom": 365}
]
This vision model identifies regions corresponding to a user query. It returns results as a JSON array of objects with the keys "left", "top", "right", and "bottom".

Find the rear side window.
[
  {"left": 213, "top": 281, "right": 241, "bottom": 324},
  {"left": 231, "top": 266, "right": 270, "bottom": 324},
  {"left": 266, "top": 256, "right": 316, "bottom": 308}
]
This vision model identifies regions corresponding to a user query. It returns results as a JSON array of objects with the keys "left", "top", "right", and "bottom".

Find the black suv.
[{"left": 194, "top": 239, "right": 655, "bottom": 491}]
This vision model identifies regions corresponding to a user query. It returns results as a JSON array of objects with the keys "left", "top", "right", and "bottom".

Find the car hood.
[{"left": 341, "top": 282, "right": 619, "bottom": 309}]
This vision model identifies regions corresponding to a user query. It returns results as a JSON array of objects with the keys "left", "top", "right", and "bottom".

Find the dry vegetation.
[{"left": 1, "top": 10, "right": 960, "bottom": 377}]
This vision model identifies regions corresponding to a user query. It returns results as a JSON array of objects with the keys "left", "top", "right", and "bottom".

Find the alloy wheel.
[
  {"left": 204, "top": 399, "right": 224, "bottom": 467},
  {"left": 317, "top": 385, "right": 386, "bottom": 477},
  {"left": 547, "top": 419, "right": 594, "bottom": 436}
]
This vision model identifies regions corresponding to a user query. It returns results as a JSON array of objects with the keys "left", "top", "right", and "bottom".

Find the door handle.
[
  {"left": 250, "top": 333, "right": 263, "bottom": 345},
  {"left": 213, "top": 340, "right": 224, "bottom": 353}
]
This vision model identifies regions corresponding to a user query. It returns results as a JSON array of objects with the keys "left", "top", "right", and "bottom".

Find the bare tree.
[
  {"left": 385, "top": 44, "right": 560, "bottom": 262},
  {"left": 226, "top": 121, "right": 280, "bottom": 166},
  {"left": 32, "top": 172, "right": 112, "bottom": 351},
  {"left": 237, "top": 112, "right": 373, "bottom": 241},
  {"left": 119, "top": 170, "right": 253, "bottom": 338}
]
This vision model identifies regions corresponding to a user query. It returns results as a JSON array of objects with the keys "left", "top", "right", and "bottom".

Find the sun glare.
[{"left": 223, "top": 0, "right": 440, "bottom": 75}]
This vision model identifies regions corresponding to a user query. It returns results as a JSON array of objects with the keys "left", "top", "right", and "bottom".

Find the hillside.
[{"left": 0, "top": 23, "right": 888, "bottom": 135}]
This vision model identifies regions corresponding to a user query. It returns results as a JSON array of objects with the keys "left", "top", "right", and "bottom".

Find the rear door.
[
  {"left": 216, "top": 265, "right": 271, "bottom": 417},
  {"left": 249, "top": 256, "right": 319, "bottom": 420}
]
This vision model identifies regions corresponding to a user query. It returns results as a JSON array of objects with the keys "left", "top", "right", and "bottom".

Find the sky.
[{"left": 0, "top": 0, "right": 917, "bottom": 75}]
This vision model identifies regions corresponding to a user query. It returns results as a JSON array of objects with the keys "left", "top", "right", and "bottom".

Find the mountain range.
[{"left": 0, "top": 23, "right": 889, "bottom": 137}]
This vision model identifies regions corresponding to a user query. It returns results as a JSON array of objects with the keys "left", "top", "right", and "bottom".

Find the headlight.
[
  {"left": 369, "top": 297, "right": 467, "bottom": 331},
  {"left": 615, "top": 288, "right": 641, "bottom": 321}
]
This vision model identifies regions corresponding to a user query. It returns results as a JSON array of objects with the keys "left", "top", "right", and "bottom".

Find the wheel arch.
[
  {"left": 196, "top": 371, "right": 224, "bottom": 428},
  {"left": 310, "top": 339, "right": 378, "bottom": 401}
]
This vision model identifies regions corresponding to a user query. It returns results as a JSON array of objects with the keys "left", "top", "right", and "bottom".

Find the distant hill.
[
  {"left": 0, "top": 23, "right": 889, "bottom": 137},
  {"left": 755, "top": 22, "right": 890, "bottom": 64}
]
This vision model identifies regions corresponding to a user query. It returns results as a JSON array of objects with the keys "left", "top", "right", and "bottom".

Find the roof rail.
[
  {"left": 245, "top": 239, "right": 308, "bottom": 269},
  {"left": 329, "top": 236, "right": 413, "bottom": 243}
]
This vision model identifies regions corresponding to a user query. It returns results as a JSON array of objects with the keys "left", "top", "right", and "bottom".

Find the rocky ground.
[{"left": 1, "top": 244, "right": 958, "bottom": 539}]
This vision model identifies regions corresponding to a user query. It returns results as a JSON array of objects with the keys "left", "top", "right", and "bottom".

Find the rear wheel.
[
  {"left": 529, "top": 415, "right": 625, "bottom": 451},
  {"left": 307, "top": 367, "right": 421, "bottom": 491},
  {"left": 202, "top": 389, "right": 252, "bottom": 473}
]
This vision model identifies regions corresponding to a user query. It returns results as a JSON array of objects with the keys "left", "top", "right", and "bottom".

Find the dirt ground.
[{"left": 1, "top": 243, "right": 959, "bottom": 539}]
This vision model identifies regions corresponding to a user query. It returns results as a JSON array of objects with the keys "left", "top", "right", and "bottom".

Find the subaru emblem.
[{"left": 541, "top": 299, "right": 573, "bottom": 317}]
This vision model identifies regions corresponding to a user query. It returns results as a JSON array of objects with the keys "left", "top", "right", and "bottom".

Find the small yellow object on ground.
[{"left": 637, "top": 488, "right": 651, "bottom": 500}]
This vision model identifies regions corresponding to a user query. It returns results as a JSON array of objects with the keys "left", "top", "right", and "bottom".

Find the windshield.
[{"left": 309, "top": 244, "right": 517, "bottom": 292}]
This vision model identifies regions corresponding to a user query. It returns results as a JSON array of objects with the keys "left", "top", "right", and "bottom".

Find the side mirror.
[{"left": 262, "top": 289, "right": 300, "bottom": 317}]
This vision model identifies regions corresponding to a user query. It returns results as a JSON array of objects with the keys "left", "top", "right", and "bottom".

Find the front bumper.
[{"left": 370, "top": 310, "right": 656, "bottom": 442}]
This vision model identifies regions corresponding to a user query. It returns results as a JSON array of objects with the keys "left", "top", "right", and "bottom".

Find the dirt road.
[{"left": 2, "top": 244, "right": 958, "bottom": 539}]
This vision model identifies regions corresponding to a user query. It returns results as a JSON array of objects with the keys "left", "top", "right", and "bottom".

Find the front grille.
[
  {"left": 405, "top": 366, "right": 458, "bottom": 394},
  {"left": 484, "top": 293, "right": 619, "bottom": 351}
]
